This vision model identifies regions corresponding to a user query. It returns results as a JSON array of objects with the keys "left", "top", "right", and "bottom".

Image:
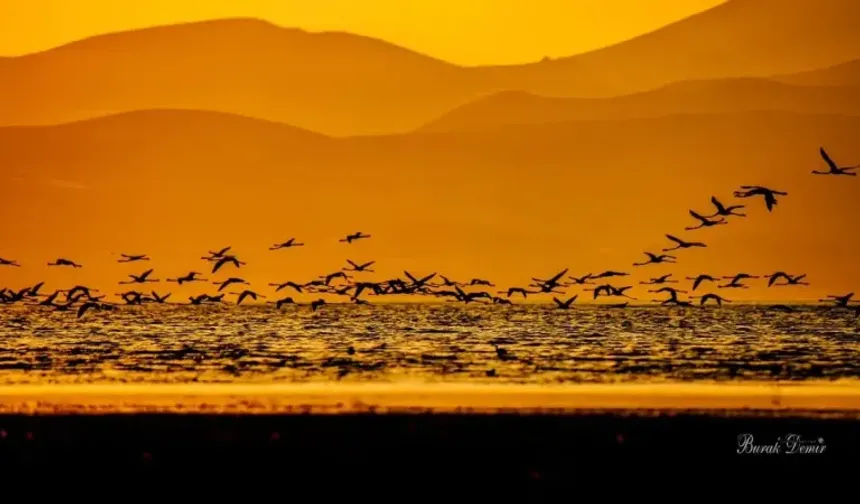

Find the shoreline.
[{"left": 2, "top": 380, "right": 859, "bottom": 416}]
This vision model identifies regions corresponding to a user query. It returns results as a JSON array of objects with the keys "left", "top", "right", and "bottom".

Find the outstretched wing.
[
  {"left": 665, "top": 234, "right": 683, "bottom": 245},
  {"left": 710, "top": 196, "right": 725, "bottom": 212},
  {"left": 820, "top": 147, "right": 838, "bottom": 171}
]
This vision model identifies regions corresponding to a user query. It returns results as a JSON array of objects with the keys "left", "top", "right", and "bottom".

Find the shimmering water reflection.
[{"left": 0, "top": 304, "right": 858, "bottom": 385}]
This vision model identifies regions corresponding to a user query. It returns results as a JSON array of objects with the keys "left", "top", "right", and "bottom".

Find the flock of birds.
[{"left": 1, "top": 148, "right": 858, "bottom": 320}]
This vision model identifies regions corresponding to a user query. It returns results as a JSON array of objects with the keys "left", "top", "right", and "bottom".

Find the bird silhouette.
[
  {"left": 404, "top": 271, "right": 436, "bottom": 290},
  {"left": 343, "top": 260, "right": 375, "bottom": 273},
  {"left": 269, "top": 297, "right": 296, "bottom": 309},
  {"left": 591, "top": 271, "right": 629, "bottom": 280},
  {"left": 213, "top": 278, "right": 249, "bottom": 292},
  {"left": 692, "top": 293, "right": 731, "bottom": 306},
  {"left": 77, "top": 301, "right": 116, "bottom": 319},
  {"left": 119, "top": 269, "right": 159, "bottom": 284},
  {"left": 117, "top": 254, "right": 150, "bottom": 263},
  {"left": 719, "top": 274, "right": 758, "bottom": 289},
  {"left": 813, "top": 148, "right": 858, "bottom": 176},
  {"left": 663, "top": 235, "right": 706, "bottom": 251},
  {"left": 270, "top": 238, "right": 305, "bottom": 250},
  {"left": 766, "top": 272, "right": 809, "bottom": 287},
  {"left": 633, "top": 252, "right": 677, "bottom": 266},
  {"left": 649, "top": 287, "right": 688, "bottom": 304},
  {"left": 211, "top": 255, "right": 246, "bottom": 273},
  {"left": 167, "top": 272, "right": 207, "bottom": 285},
  {"left": 469, "top": 278, "right": 495, "bottom": 287},
  {"left": 686, "top": 274, "right": 718, "bottom": 291},
  {"left": 502, "top": 287, "right": 535, "bottom": 298},
  {"left": 567, "top": 274, "right": 594, "bottom": 285},
  {"left": 0, "top": 257, "right": 21, "bottom": 267},
  {"left": 553, "top": 296, "right": 577, "bottom": 309},
  {"left": 819, "top": 293, "right": 854, "bottom": 307},
  {"left": 148, "top": 291, "right": 172, "bottom": 304},
  {"left": 733, "top": 186, "right": 787, "bottom": 212},
  {"left": 640, "top": 274, "right": 678, "bottom": 285},
  {"left": 231, "top": 290, "right": 266, "bottom": 305},
  {"left": 269, "top": 281, "right": 304, "bottom": 293},
  {"left": 339, "top": 232, "right": 371, "bottom": 243},
  {"left": 47, "top": 258, "right": 82, "bottom": 268},
  {"left": 706, "top": 197, "right": 746, "bottom": 218},
  {"left": 201, "top": 246, "right": 232, "bottom": 261},
  {"left": 532, "top": 269, "right": 569, "bottom": 289},
  {"left": 686, "top": 210, "right": 727, "bottom": 230}
]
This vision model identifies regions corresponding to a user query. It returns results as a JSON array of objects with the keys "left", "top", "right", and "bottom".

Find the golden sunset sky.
[
  {"left": 0, "top": 0, "right": 725, "bottom": 64},
  {"left": 1, "top": 0, "right": 859, "bottom": 304}
]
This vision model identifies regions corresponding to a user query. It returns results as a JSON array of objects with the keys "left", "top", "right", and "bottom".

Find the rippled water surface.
[{"left": 0, "top": 304, "right": 858, "bottom": 385}]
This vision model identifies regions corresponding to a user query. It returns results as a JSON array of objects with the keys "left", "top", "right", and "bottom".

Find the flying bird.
[
  {"left": 343, "top": 260, "right": 375, "bottom": 273},
  {"left": 766, "top": 272, "right": 809, "bottom": 287},
  {"left": 640, "top": 274, "right": 678, "bottom": 285},
  {"left": 686, "top": 274, "right": 718, "bottom": 291},
  {"left": 733, "top": 186, "right": 787, "bottom": 212},
  {"left": 47, "top": 258, "right": 82, "bottom": 268},
  {"left": 553, "top": 296, "right": 577, "bottom": 309},
  {"left": 692, "top": 293, "right": 731, "bottom": 306},
  {"left": 633, "top": 252, "right": 677, "bottom": 266},
  {"left": 269, "top": 297, "right": 296, "bottom": 309},
  {"left": 211, "top": 255, "right": 246, "bottom": 273},
  {"left": 168, "top": 272, "right": 207, "bottom": 285},
  {"left": 663, "top": 235, "right": 706, "bottom": 251},
  {"left": 813, "top": 148, "right": 857, "bottom": 176},
  {"left": 117, "top": 254, "right": 150, "bottom": 263},
  {"left": 119, "top": 269, "right": 159, "bottom": 284},
  {"left": 339, "top": 232, "right": 371, "bottom": 243},
  {"left": 270, "top": 238, "right": 305, "bottom": 250},
  {"left": 591, "top": 271, "right": 629, "bottom": 280},
  {"left": 686, "top": 210, "right": 727, "bottom": 231},
  {"left": 201, "top": 246, "right": 232, "bottom": 261},
  {"left": 213, "top": 277, "right": 249, "bottom": 292},
  {"left": 232, "top": 290, "right": 266, "bottom": 305},
  {"left": 0, "top": 257, "right": 21, "bottom": 267},
  {"left": 707, "top": 197, "right": 746, "bottom": 218},
  {"left": 819, "top": 293, "right": 854, "bottom": 307},
  {"left": 269, "top": 281, "right": 304, "bottom": 293}
]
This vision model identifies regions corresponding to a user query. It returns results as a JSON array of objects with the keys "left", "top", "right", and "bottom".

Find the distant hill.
[
  {"left": 1, "top": 109, "right": 859, "bottom": 300},
  {"left": 1, "top": 0, "right": 860, "bottom": 135},
  {"left": 773, "top": 59, "right": 860, "bottom": 87},
  {"left": 417, "top": 79, "right": 860, "bottom": 133},
  {"left": 0, "top": 19, "right": 475, "bottom": 137}
]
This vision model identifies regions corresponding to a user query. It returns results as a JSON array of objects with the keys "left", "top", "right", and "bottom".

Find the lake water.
[{"left": 1, "top": 304, "right": 858, "bottom": 386}]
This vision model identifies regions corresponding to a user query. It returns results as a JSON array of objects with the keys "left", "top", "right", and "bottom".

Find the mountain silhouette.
[
  {"left": 1, "top": 0, "right": 859, "bottom": 136},
  {"left": 418, "top": 79, "right": 860, "bottom": 133},
  {"left": 773, "top": 59, "right": 860, "bottom": 87},
  {"left": 1, "top": 108, "right": 858, "bottom": 298}
]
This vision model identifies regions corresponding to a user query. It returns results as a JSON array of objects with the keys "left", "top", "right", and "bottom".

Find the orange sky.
[
  {"left": 0, "top": 0, "right": 725, "bottom": 65},
  {"left": 1, "top": 0, "right": 859, "bottom": 305}
]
